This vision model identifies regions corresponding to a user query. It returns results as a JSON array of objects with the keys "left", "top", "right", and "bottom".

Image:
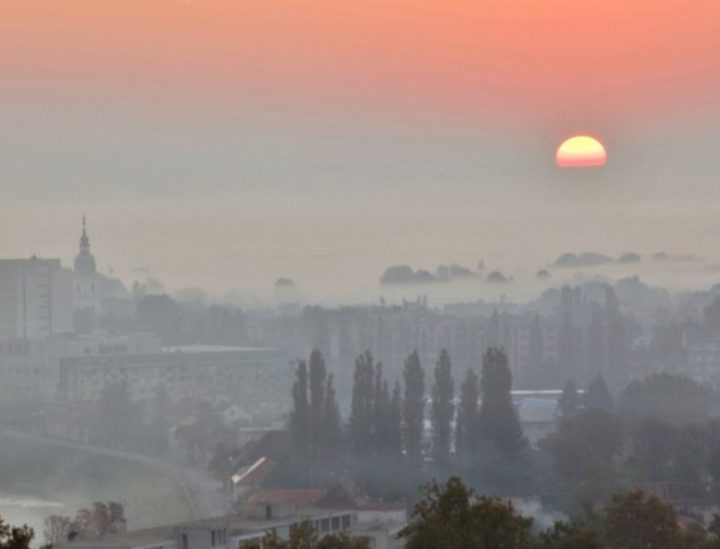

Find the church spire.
[
  {"left": 79, "top": 215, "right": 90, "bottom": 253},
  {"left": 75, "top": 215, "right": 97, "bottom": 275}
]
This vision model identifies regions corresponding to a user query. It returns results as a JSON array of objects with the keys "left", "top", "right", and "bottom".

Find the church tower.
[{"left": 73, "top": 216, "right": 101, "bottom": 313}]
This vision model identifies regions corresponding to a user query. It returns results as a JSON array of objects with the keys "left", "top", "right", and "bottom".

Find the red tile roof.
[{"left": 232, "top": 457, "right": 276, "bottom": 487}]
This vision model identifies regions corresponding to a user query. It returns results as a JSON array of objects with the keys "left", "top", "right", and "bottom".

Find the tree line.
[
  {"left": 400, "top": 476, "right": 720, "bottom": 549},
  {"left": 285, "top": 345, "right": 720, "bottom": 519},
  {"left": 286, "top": 346, "right": 530, "bottom": 499}
]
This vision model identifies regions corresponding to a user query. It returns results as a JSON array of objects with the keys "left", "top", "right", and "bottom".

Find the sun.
[{"left": 556, "top": 135, "right": 607, "bottom": 168}]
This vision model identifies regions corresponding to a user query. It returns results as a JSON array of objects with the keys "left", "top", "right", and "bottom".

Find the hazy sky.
[{"left": 2, "top": 1, "right": 720, "bottom": 299}]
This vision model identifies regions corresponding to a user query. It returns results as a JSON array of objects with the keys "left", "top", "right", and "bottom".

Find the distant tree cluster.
[
  {"left": 44, "top": 501, "right": 126, "bottom": 545},
  {"left": 401, "top": 477, "right": 720, "bottom": 549},
  {"left": 541, "top": 372, "right": 720, "bottom": 514}
]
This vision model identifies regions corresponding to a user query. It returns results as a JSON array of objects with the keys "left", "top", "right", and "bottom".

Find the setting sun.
[{"left": 556, "top": 135, "right": 607, "bottom": 168}]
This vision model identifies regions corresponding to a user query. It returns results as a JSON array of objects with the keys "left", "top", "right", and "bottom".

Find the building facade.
[
  {"left": 58, "top": 346, "right": 292, "bottom": 412},
  {"left": 0, "top": 257, "right": 73, "bottom": 340}
]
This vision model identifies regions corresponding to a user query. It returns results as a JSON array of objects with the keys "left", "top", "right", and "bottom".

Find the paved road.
[{"left": 0, "top": 428, "right": 229, "bottom": 520}]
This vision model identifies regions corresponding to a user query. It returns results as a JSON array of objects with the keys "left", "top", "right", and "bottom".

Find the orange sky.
[
  {"left": 2, "top": 1, "right": 720, "bottom": 295},
  {"left": 2, "top": 0, "right": 719, "bottom": 124}
]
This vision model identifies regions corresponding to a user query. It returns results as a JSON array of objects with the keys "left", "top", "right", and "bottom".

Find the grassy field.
[{"left": 0, "top": 434, "right": 194, "bottom": 532}]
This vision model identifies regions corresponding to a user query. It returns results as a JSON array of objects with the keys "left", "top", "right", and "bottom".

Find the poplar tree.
[
  {"left": 455, "top": 368, "right": 479, "bottom": 472},
  {"left": 431, "top": 349, "right": 454, "bottom": 471},
  {"left": 403, "top": 350, "right": 426, "bottom": 471},
  {"left": 349, "top": 351, "right": 375, "bottom": 453},
  {"left": 479, "top": 348, "right": 527, "bottom": 457}
]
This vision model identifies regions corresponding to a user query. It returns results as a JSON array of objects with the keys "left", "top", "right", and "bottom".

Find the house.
[
  {"left": 246, "top": 477, "right": 407, "bottom": 525},
  {"left": 231, "top": 456, "right": 276, "bottom": 500}
]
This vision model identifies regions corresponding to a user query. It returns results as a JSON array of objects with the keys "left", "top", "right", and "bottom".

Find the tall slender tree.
[
  {"left": 558, "top": 380, "right": 580, "bottom": 418},
  {"left": 403, "top": 350, "right": 426, "bottom": 471},
  {"left": 585, "top": 375, "right": 614, "bottom": 413},
  {"left": 290, "top": 360, "right": 310, "bottom": 458},
  {"left": 528, "top": 313, "right": 544, "bottom": 386},
  {"left": 455, "top": 368, "right": 479, "bottom": 473},
  {"left": 431, "top": 349, "right": 454, "bottom": 471},
  {"left": 322, "top": 373, "right": 341, "bottom": 463},
  {"left": 308, "top": 349, "right": 327, "bottom": 457},
  {"left": 388, "top": 381, "right": 403, "bottom": 461},
  {"left": 349, "top": 351, "right": 375, "bottom": 453},
  {"left": 479, "top": 348, "right": 527, "bottom": 457}
]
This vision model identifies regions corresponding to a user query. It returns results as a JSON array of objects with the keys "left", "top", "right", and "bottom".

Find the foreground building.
[{"left": 53, "top": 506, "right": 404, "bottom": 549}]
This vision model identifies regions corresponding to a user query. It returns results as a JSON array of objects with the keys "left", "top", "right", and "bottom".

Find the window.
[{"left": 211, "top": 528, "right": 227, "bottom": 546}]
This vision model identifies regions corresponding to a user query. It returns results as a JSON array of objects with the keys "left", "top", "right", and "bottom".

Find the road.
[{"left": 0, "top": 428, "right": 229, "bottom": 520}]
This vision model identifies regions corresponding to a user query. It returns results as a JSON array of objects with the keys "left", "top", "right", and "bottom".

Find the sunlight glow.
[{"left": 556, "top": 135, "right": 607, "bottom": 168}]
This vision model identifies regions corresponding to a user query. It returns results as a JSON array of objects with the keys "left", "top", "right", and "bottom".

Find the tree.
[
  {"left": 399, "top": 477, "right": 534, "bottom": 549},
  {"left": 558, "top": 381, "right": 579, "bottom": 419},
  {"left": 535, "top": 521, "right": 605, "bottom": 549},
  {"left": 603, "top": 491, "right": 680, "bottom": 549},
  {"left": 239, "top": 520, "right": 368, "bottom": 549},
  {"left": 540, "top": 409, "right": 622, "bottom": 506},
  {"left": 479, "top": 348, "right": 527, "bottom": 456},
  {"left": 308, "top": 349, "right": 327, "bottom": 457},
  {"left": 620, "top": 373, "right": 715, "bottom": 425},
  {"left": 92, "top": 380, "right": 145, "bottom": 449},
  {"left": 584, "top": 376, "right": 613, "bottom": 413},
  {"left": 431, "top": 349, "right": 454, "bottom": 471},
  {"left": 628, "top": 418, "right": 677, "bottom": 481},
  {"left": 402, "top": 351, "right": 426, "bottom": 472},
  {"left": 0, "top": 516, "right": 36, "bottom": 549},
  {"left": 527, "top": 313, "right": 545, "bottom": 386},
  {"left": 290, "top": 360, "right": 310, "bottom": 454},
  {"left": 349, "top": 351, "right": 375, "bottom": 453},
  {"left": 586, "top": 311, "right": 605, "bottom": 381},
  {"left": 321, "top": 373, "right": 342, "bottom": 461},
  {"left": 44, "top": 514, "right": 73, "bottom": 545},
  {"left": 388, "top": 381, "right": 403, "bottom": 461},
  {"left": 372, "top": 361, "right": 389, "bottom": 454},
  {"left": 46, "top": 502, "right": 126, "bottom": 544},
  {"left": 455, "top": 368, "right": 479, "bottom": 473}
]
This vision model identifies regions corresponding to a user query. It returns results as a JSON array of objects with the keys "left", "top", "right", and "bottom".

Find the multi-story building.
[
  {"left": 0, "top": 257, "right": 73, "bottom": 340},
  {"left": 684, "top": 326, "right": 720, "bottom": 383},
  {"left": 0, "top": 332, "right": 160, "bottom": 399},
  {"left": 57, "top": 346, "right": 293, "bottom": 413}
]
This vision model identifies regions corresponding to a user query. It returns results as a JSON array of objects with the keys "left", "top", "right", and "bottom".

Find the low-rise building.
[{"left": 54, "top": 509, "right": 359, "bottom": 549}]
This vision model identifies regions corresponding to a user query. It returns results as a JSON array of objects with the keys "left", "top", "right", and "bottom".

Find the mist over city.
[{"left": 3, "top": 1, "right": 720, "bottom": 548}]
